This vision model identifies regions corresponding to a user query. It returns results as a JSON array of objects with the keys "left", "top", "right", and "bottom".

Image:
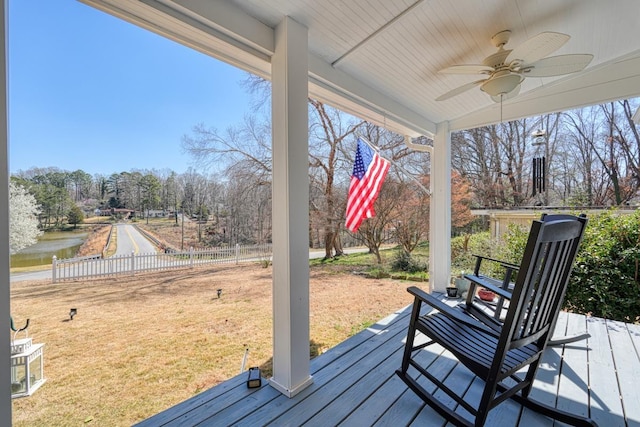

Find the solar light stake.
[
  {"left": 217, "top": 289, "right": 222, "bottom": 298},
  {"left": 240, "top": 347, "right": 249, "bottom": 373},
  {"left": 69, "top": 308, "right": 77, "bottom": 320}
]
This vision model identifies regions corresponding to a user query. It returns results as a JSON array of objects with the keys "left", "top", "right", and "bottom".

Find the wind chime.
[
  {"left": 531, "top": 129, "right": 547, "bottom": 201},
  {"left": 532, "top": 156, "right": 545, "bottom": 196}
]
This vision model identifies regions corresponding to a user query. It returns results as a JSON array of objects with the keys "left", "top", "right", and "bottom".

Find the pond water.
[{"left": 11, "top": 230, "right": 88, "bottom": 268}]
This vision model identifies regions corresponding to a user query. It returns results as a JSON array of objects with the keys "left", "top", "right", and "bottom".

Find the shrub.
[
  {"left": 391, "top": 251, "right": 427, "bottom": 273},
  {"left": 494, "top": 223, "right": 529, "bottom": 265},
  {"left": 566, "top": 210, "right": 640, "bottom": 322},
  {"left": 494, "top": 210, "right": 640, "bottom": 322},
  {"left": 450, "top": 231, "right": 494, "bottom": 275}
]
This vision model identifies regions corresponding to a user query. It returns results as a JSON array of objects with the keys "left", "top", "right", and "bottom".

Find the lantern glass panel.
[
  {"left": 29, "top": 352, "right": 43, "bottom": 384},
  {"left": 11, "top": 362, "right": 27, "bottom": 395}
]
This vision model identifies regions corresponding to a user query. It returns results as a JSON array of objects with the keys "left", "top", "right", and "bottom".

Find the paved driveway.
[{"left": 113, "top": 224, "right": 157, "bottom": 255}]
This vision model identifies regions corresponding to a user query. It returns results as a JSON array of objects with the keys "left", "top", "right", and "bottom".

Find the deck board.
[
  {"left": 136, "top": 297, "right": 639, "bottom": 427},
  {"left": 371, "top": 384, "right": 426, "bottom": 426},
  {"left": 607, "top": 320, "right": 640, "bottom": 427},
  {"left": 514, "top": 313, "right": 565, "bottom": 427},
  {"left": 302, "top": 346, "right": 405, "bottom": 425},
  {"left": 555, "top": 311, "right": 590, "bottom": 420},
  {"left": 271, "top": 329, "right": 406, "bottom": 425},
  {"left": 339, "top": 374, "right": 416, "bottom": 426},
  {"left": 587, "top": 317, "right": 626, "bottom": 427}
]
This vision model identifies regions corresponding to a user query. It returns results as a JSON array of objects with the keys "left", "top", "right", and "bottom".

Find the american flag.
[{"left": 345, "top": 139, "right": 390, "bottom": 232}]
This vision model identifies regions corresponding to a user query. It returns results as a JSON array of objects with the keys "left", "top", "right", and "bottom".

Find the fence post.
[
  {"left": 189, "top": 247, "right": 194, "bottom": 268},
  {"left": 235, "top": 243, "right": 240, "bottom": 264},
  {"left": 131, "top": 251, "right": 135, "bottom": 276},
  {"left": 52, "top": 255, "right": 57, "bottom": 283}
]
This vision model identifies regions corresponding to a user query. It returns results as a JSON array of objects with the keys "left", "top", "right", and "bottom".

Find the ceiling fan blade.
[
  {"left": 490, "top": 84, "right": 521, "bottom": 103},
  {"left": 439, "top": 64, "right": 493, "bottom": 75},
  {"left": 522, "top": 54, "right": 593, "bottom": 77},
  {"left": 436, "top": 79, "right": 486, "bottom": 101},
  {"left": 506, "top": 32, "right": 570, "bottom": 65}
]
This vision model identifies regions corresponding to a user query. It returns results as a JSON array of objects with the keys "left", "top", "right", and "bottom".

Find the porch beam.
[
  {"left": 429, "top": 121, "right": 451, "bottom": 293},
  {"left": 269, "top": 16, "right": 313, "bottom": 398},
  {"left": 308, "top": 56, "right": 436, "bottom": 138}
]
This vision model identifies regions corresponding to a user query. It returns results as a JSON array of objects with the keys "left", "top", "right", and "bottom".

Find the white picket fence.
[{"left": 51, "top": 243, "right": 272, "bottom": 283}]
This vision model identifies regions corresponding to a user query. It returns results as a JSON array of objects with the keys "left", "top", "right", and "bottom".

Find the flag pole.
[{"left": 356, "top": 134, "right": 431, "bottom": 196}]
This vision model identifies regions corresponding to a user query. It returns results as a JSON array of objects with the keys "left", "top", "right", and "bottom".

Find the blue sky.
[{"left": 8, "top": 0, "right": 254, "bottom": 176}]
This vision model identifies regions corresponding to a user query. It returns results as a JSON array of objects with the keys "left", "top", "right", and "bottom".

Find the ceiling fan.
[{"left": 436, "top": 30, "right": 593, "bottom": 102}]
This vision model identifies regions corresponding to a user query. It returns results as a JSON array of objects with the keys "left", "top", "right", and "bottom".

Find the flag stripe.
[{"left": 345, "top": 139, "right": 390, "bottom": 232}]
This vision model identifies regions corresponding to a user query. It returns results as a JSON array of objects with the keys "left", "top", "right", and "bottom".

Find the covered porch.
[
  {"left": 3, "top": 0, "right": 640, "bottom": 423},
  {"left": 136, "top": 298, "right": 640, "bottom": 426}
]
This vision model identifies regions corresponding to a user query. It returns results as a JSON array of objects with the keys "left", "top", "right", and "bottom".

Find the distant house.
[
  {"left": 141, "top": 210, "right": 170, "bottom": 218},
  {"left": 97, "top": 208, "right": 135, "bottom": 219}
]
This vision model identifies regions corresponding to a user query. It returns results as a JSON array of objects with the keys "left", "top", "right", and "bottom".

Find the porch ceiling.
[{"left": 81, "top": 0, "right": 640, "bottom": 137}]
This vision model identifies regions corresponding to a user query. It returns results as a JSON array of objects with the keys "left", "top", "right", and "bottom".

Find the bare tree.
[
  {"left": 393, "top": 178, "right": 429, "bottom": 255},
  {"left": 355, "top": 178, "right": 403, "bottom": 264},
  {"left": 564, "top": 102, "right": 639, "bottom": 206},
  {"left": 453, "top": 127, "right": 508, "bottom": 207},
  {"left": 182, "top": 113, "right": 273, "bottom": 243},
  {"left": 601, "top": 101, "right": 640, "bottom": 203}
]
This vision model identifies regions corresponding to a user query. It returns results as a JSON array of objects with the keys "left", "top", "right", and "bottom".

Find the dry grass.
[
  {"left": 137, "top": 218, "right": 204, "bottom": 251},
  {"left": 76, "top": 224, "right": 113, "bottom": 257},
  {"left": 10, "top": 262, "right": 414, "bottom": 426}
]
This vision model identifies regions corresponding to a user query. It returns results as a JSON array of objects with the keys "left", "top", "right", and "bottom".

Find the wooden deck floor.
[{"left": 136, "top": 296, "right": 640, "bottom": 427}]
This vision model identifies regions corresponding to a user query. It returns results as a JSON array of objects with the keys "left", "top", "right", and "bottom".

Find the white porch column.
[
  {"left": 429, "top": 121, "right": 452, "bottom": 293},
  {"left": 269, "top": 16, "right": 313, "bottom": 397},
  {"left": 0, "top": 0, "right": 11, "bottom": 421}
]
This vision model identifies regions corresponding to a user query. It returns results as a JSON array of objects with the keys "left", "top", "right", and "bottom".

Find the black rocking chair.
[
  {"left": 396, "top": 215, "right": 596, "bottom": 426},
  {"left": 463, "top": 213, "right": 590, "bottom": 346}
]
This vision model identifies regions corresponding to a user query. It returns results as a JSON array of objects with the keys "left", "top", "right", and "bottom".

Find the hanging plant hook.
[{"left": 10, "top": 316, "right": 30, "bottom": 342}]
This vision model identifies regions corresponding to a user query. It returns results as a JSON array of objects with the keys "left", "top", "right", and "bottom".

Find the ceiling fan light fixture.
[{"left": 480, "top": 72, "right": 524, "bottom": 97}]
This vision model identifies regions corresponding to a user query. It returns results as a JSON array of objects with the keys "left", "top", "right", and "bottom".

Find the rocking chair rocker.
[{"left": 396, "top": 215, "right": 595, "bottom": 426}]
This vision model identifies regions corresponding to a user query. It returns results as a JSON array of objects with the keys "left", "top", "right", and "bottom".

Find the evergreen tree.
[{"left": 67, "top": 204, "right": 85, "bottom": 228}]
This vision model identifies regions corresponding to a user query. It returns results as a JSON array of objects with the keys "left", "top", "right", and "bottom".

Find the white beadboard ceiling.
[{"left": 82, "top": 0, "right": 640, "bottom": 138}]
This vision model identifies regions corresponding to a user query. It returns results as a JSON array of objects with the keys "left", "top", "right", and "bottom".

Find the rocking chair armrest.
[
  {"left": 471, "top": 254, "right": 520, "bottom": 272},
  {"left": 467, "top": 255, "right": 519, "bottom": 297},
  {"left": 463, "top": 274, "right": 514, "bottom": 300},
  {"left": 407, "top": 286, "right": 499, "bottom": 337}
]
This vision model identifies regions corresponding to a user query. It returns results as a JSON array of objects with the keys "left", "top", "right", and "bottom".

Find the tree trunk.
[
  {"left": 324, "top": 230, "right": 334, "bottom": 259},
  {"left": 372, "top": 246, "right": 382, "bottom": 264},
  {"left": 332, "top": 230, "right": 344, "bottom": 256}
]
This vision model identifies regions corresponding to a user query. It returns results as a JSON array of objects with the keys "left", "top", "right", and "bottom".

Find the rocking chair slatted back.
[{"left": 505, "top": 219, "right": 584, "bottom": 349}]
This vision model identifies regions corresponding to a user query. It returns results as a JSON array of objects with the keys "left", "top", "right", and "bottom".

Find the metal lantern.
[{"left": 11, "top": 337, "right": 46, "bottom": 398}]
